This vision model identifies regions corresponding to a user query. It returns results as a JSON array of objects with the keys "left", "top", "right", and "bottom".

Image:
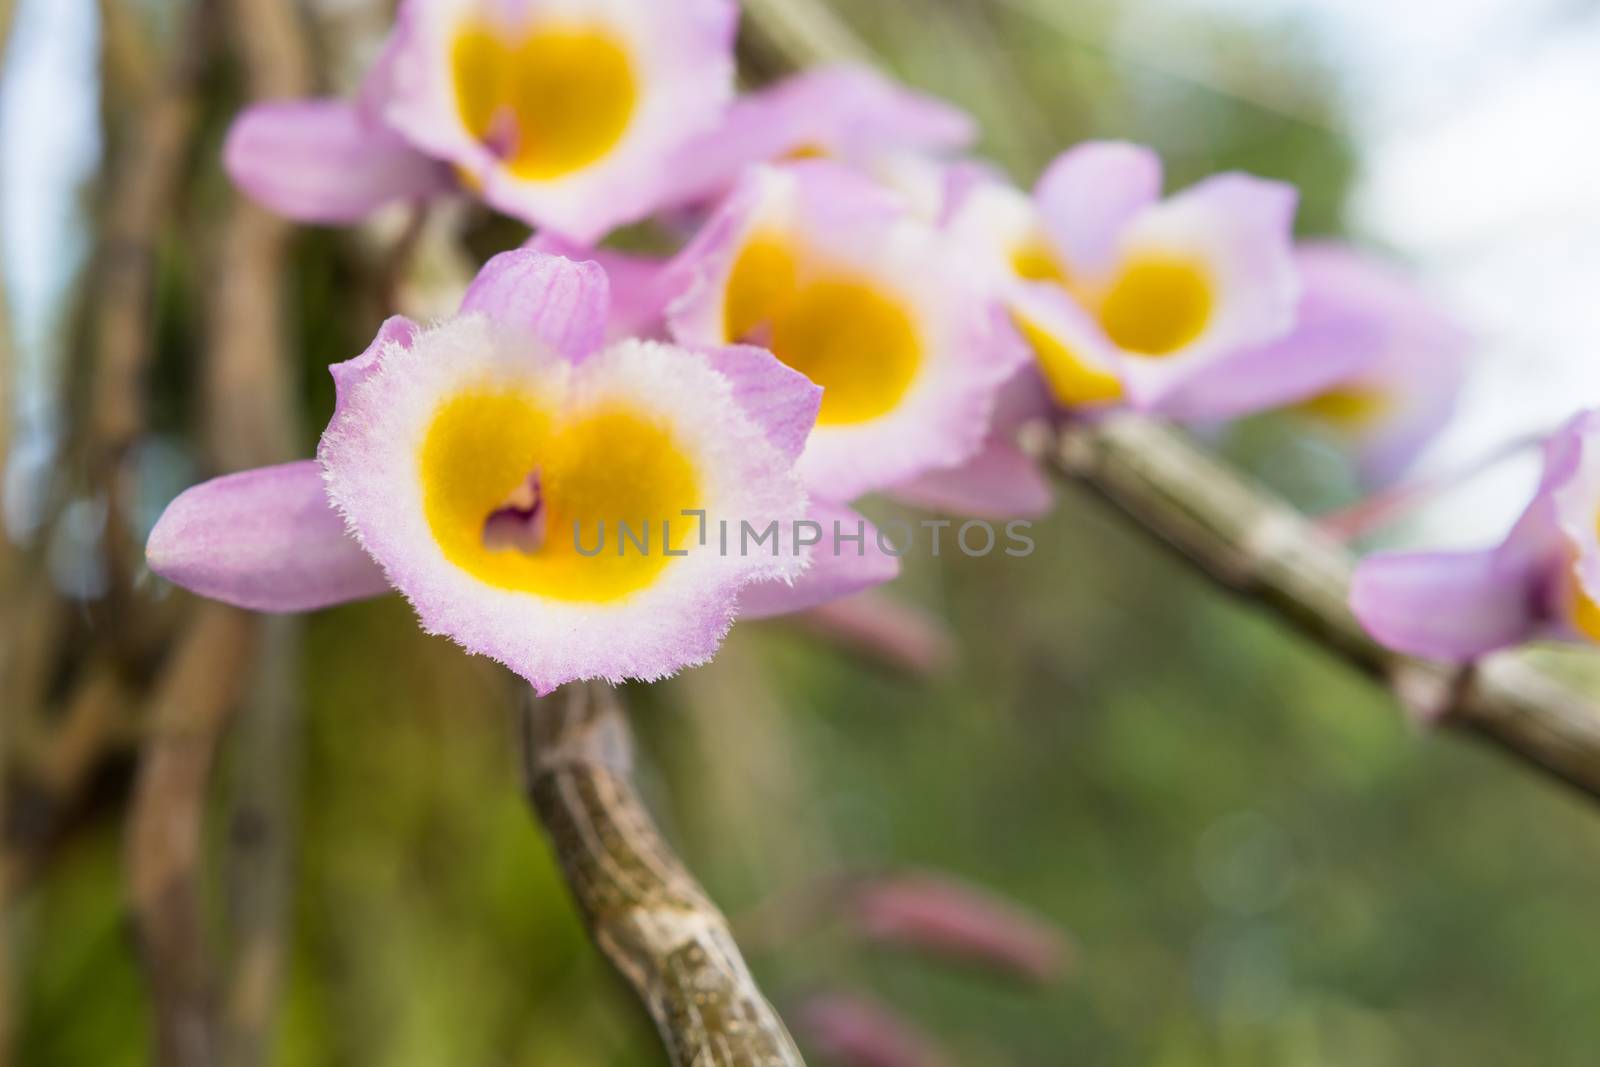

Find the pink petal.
[
  {"left": 1349, "top": 548, "right": 1543, "bottom": 662},
  {"left": 1547, "top": 410, "right": 1600, "bottom": 600},
  {"left": 1159, "top": 298, "right": 1381, "bottom": 422},
  {"left": 1286, "top": 243, "right": 1472, "bottom": 485},
  {"left": 793, "top": 591, "right": 955, "bottom": 677},
  {"left": 1035, "top": 141, "right": 1163, "bottom": 276},
  {"left": 526, "top": 232, "right": 674, "bottom": 340},
  {"left": 740, "top": 502, "right": 901, "bottom": 620},
  {"left": 146, "top": 461, "right": 389, "bottom": 613},
  {"left": 888, "top": 438, "right": 1053, "bottom": 519},
  {"left": 223, "top": 100, "right": 449, "bottom": 224},
  {"left": 331, "top": 315, "right": 420, "bottom": 417},
  {"left": 459, "top": 251, "right": 609, "bottom": 362},
  {"left": 989, "top": 363, "right": 1057, "bottom": 434},
  {"left": 700, "top": 344, "right": 822, "bottom": 463},
  {"left": 660, "top": 65, "right": 974, "bottom": 209},
  {"left": 850, "top": 872, "right": 1073, "bottom": 984},
  {"left": 796, "top": 994, "right": 948, "bottom": 1067}
]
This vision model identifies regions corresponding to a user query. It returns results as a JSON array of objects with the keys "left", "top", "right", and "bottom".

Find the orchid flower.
[
  {"left": 1161, "top": 242, "right": 1469, "bottom": 482},
  {"left": 225, "top": 0, "right": 736, "bottom": 241},
  {"left": 1278, "top": 245, "right": 1469, "bottom": 484},
  {"left": 1351, "top": 411, "right": 1600, "bottom": 661},
  {"left": 658, "top": 65, "right": 976, "bottom": 213},
  {"left": 665, "top": 162, "right": 1033, "bottom": 510},
  {"left": 146, "top": 252, "right": 898, "bottom": 692},
  {"left": 950, "top": 140, "right": 1301, "bottom": 414}
]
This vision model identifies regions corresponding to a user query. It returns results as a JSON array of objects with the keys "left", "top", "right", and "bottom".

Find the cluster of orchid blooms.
[{"left": 145, "top": 0, "right": 1598, "bottom": 695}]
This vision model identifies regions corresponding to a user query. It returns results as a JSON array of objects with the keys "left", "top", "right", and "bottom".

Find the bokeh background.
[{"left": 5, "top": 0, "right": 1600, "bottom": 1064}]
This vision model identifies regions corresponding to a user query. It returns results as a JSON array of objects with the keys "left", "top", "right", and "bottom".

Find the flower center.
[
  {"left": 1096, "top": 256, "right": 1214, "bottom": 356},
  {"left": 1566, "top": 567, "right": 1600, "bottom": 643},
  {"left": 722, "top": 235, "right": 921, "bottom": 426},
  {"left": 1294, "top": 386, "right": 1390, "bottom": 429},
  {"left": 1010, "top": 237, "right": 1069, "bottom": 287},
  {"left": 451, "top": 24, "right": 637, "bottom": 181},
  {"left": 481, "top": 469, "right": 548, "bottom": 554},
  {"left": 1012, "top": 312, "right": 1123, "bottom": 407},
  {"left": 1004, "top": 239, "right": 1214, "bottom": 405},
  {"left": 420, "top": 389, "right": 701, "bottom": 602}
]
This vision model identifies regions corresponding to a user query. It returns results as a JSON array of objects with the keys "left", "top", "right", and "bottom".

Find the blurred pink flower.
[
  {"left": 794, "top": 591, "right": 957, "bottom": 678},
  {"left": 657, "top": 64, "right": 975, "bottom": 211},
  {"left": 225, "top": 0, "right": 737, "bottom": 241},
  {"left": 1352, "top": 410, "right": 1600, "bottom": 662},
  {"left": 849, "top": 871, "right": 1073, "bottom": 985},
  {"left": 1167, "top": 242, "right": 1471, "bottom": 484},
  {"left": 796, "top": 993, "right": 948, "bottom": 1067},
  {"left": 950, "top": 140, "right": 1303, "bottom": 414},
  {"left": 666, "top": 161, "right": 1034, "bottom": 511}
]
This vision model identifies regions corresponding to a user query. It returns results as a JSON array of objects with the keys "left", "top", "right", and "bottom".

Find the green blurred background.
[{"left": 6, "top": 0, "right": 1600, "bottom": 1065}]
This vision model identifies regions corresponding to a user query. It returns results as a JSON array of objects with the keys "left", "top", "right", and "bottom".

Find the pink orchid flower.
[
  {"left": 950, "top": 140, "right": 1303, "bottom": 414},
  {"left": 1165, "top": 242, "right": 1470, "bottom": 483},
  {"left": 1352, "top": 411, "right": 1600, "bottom": 661},
  {"left": 146, "top": 252, "right": 898, "bottom": 692},
  {"left": 665, "top": 161, "right": 1042, "bottom": 514},
  {"left": 225, "top": 0, "right": 737, "bottom": 241}
]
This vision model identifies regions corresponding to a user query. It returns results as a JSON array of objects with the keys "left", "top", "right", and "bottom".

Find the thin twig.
[
  {"left": 218, "top": 618, "right": 300, "bottom": 1067},
  {"left": 127, "top": 1, "right": 313, "bottom": 1062},
  {"left": 743, "top": 0, "right": 1600, "bottom": 804},
  {"left": 519, "top": 683, "right": 807, "bottom": 1067},
  {"left": 127, "top": 604, "right": 259, "bottom": 1067}
]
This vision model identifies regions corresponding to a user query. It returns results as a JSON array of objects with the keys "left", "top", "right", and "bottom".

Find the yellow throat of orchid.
[
  {"left": 1294, "top": 386, "right": 1391, "bottom": 431},
  {"left": 420, "top": 389, "right": 701, "bottom": 602},
  {"left": 722, "top": 235, "right": 922, "bottom": 426},
  {"left": 1009, "top": 236, "right": 1217, "bottom": 408},
  {"left": 1097, "top": 257, "right": 1214, "bottom": 356},
  {"left": 451, "top": 23, "right": 638, "bottom": 181},
  {"left": 1570, "top": 567, "right": 1600, "bottom": 643}
]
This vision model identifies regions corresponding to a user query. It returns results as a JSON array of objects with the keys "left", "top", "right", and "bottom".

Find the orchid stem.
[{"left": 518, "top": 682, "right": 807, "bottom": 1067}]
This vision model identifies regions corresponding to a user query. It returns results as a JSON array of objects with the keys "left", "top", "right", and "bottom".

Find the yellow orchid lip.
[
  {"left": 1569, "top": 568, "right": 1600, "bottom": 642},
  {"left": 1096, "top": 256, "right": 1215, "bottom": 357},
  {"left": 450, "top": 23, "right": 638, "bottom": 181},
  {"left": 1294, "top": 385, "right": 1392, "bottom": 430},
  {"left": 1005, "top": 232, "right": 1216, "bottom": 408},
  {"left": 722, "top": 233, "right": 923, "bottom": 426},
  {"left": 1011, "top": 311, "right": 1123, "bottom": 407},
  {"left": 420, "top": 387, "right": 702, "bottom": 603},
  {"left": 1010, "top": 237, "right": 1070, "bottom": 287}
]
